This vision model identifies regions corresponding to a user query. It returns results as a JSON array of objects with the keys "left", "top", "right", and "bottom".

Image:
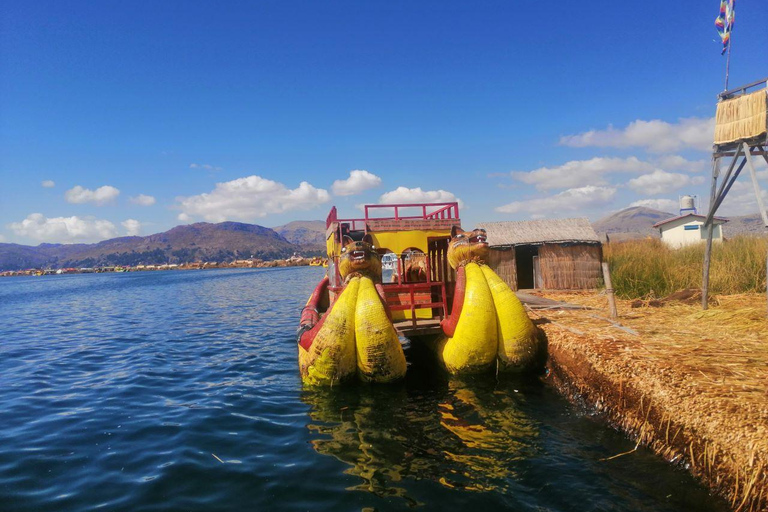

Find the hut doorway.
[{"left": 515, "top": 245, "right": 539, "bottom": 289}]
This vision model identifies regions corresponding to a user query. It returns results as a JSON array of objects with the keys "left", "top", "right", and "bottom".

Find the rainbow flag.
[{"left": 715, "top": 0, "right": 735, "bottom": 55}]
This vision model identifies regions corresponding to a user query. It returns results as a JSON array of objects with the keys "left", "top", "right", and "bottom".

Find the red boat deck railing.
[
  {"left": 325, "top": 203, "right": 458, "bottom": 334},
  {"left": 326, "top": 202, "right": 459, "bottom": 229}
]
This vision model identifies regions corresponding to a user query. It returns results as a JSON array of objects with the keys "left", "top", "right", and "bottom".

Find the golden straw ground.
[{"left": 535, "top": 291, "right": 768, "bottom": 512}]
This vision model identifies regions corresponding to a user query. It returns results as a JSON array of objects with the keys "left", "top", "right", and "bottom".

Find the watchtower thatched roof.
[{"left": 477, "top": 218, "right": 600, "bottom": 247}]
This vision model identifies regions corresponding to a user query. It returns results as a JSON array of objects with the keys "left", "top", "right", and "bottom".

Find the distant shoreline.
[{"left": 1, "top": 257, "right": 327, "bottom": 278}]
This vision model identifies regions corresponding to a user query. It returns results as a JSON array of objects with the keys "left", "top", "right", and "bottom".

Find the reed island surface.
[{"left": 532, "top": 290, "right": 767, "bottom": 512}]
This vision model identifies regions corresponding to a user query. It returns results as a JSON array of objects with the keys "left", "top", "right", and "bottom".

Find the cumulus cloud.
[
  {"left": 628, "top": 170, "right": 694, "bottom": 195},
  {"left": 121, "top": 219, "right": 142, "bottom": 236},
  {"left": 717, "top": 166, "right": 768, "bottom": 216},
  {"left": 332, "top": 170, "right": 382, "bottom": 196},
  {"left": 177, "top": 175, "right": 330, "bottom": 222},
  {"left": 655, "top": 155, "right": 708, "bottom": 174},
  {"left": 178, "top": 213, "right": 192, "bottom": 222},
  {"left": 378, "top": 187, "right": 463, "bottom": 207},
  {"left": 629, "top": 198, "right": 679, "bottom": 212},
  {"left": 512, "top": 157, "right": 654, "bottom": 191},
  {"left": 129, "top": 194, "right": 156, "bottom": 206},
  {"left": 495, "top": 186, "right": 616, "bottom": 215},
  {"left": 719, "top": 188, "right": 768, "bottom": 217},
  {"left": 41, "top": 180, "right": 55, "bottom": 188},
  {"left": 8, "top": 213, "right": 118, "bottom": 243},
  {"left": 65, "top": 185, "right": 120, "bottom": 205},
  {"left": 190, "top": 163, "right": 223, "bottom": 171},
  {"left": 560, "top": 117, "right": 715, "bottom": 153}
]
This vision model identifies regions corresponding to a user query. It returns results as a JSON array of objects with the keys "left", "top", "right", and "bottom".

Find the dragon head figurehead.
[
  {"left": 338, "top": 235, "right": 382, "bottom": 283},
  {"left": 447, "top": 226, "right": 489, "bottom": 269}
]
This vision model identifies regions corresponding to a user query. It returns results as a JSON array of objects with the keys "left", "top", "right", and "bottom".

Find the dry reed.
[
  {"left": 604, "top": 237, "right": 768, "bottom": 299},
  {"left": 536, "top": 290, "right": 768, "bottom": 511}
]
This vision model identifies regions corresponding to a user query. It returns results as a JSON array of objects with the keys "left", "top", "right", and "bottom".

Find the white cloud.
[
  {"left": 8, "top": 213, "right": 118, "bottom": 243},
  {"left": 717, "top": 165, "right": 768, "bottom": 216},
  {"left": 41, "top": 180, "right": 55, "bottom": 188},
  {"left": 378, "top": 187, "right": 463, "bottom": 207},
  {"left": 655, "top": 155, "right": 709, "bottom": 174},
  {"left": 719, "top": 188, "right": 768, "bottom": 217},
  {"left": 190, "top": 163, "right": 223, "bottom": 172},
  {"left": 121, "top": 219, "right": 142, "bottom": 236},
  {"left": 0, "top": 234, "right": 5, "bottom": 242},
  {"left": 628, "top": 170, "right": 692, "bottom": 195},
  {"left": 629, "top": 198, "right": 679, "bottom": 212},
  {"left": 512, "top": 157, "right": 654, "bottom": 191},
  {"left": 177, "top": 175, "right": 330, "bottom": 222},
  {"left": 495, "top": 186, "right": 616, "bottom": 215},
  {"left": 178, "top": 213, "right": 192, "bottom": 222},
  {"left": 331, "top": 170, "right": 382, "bottom": 196},
  {"left": 65, "top": 185, "right": 120, "bottom": 205},
  {"left": 129, "top": 194, "right": 156, "bottom": 206},
  {"left": 560, "top": 117, "right": 715, "bottom": 153}
]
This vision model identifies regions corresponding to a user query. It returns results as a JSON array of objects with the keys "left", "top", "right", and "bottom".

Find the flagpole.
[{"left": 724, "top": 35, "right": 732, "bottom": 91}]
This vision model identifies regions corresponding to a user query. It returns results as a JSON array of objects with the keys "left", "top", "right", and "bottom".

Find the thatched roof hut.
[{"left": 477, "top": 218, "right": 602, "bottom": 290}]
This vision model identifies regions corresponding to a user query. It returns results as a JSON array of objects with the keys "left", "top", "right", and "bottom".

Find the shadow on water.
[
  {"left": 302, "top": 375, "right": 540, "bottom": 507},
  {"left": 301, "top": 342, "right": 730, "bottom": 512}
]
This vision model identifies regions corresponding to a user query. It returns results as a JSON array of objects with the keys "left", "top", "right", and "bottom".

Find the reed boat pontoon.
[{"left": 297, "top": 202, "right": 541, "bottom": 385}]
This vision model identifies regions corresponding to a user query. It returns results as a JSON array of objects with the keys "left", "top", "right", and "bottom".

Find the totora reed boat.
[{"left": 297, "top": 202, "right": 544, "bottom": 385}]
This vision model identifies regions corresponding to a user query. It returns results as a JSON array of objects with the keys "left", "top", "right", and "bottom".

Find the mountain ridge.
[
  {"left": 0, "top": 222, "right": 303, "bottom": 271},
  {"left": 592, "top": 206, "right": 767, "bottom": 240}
]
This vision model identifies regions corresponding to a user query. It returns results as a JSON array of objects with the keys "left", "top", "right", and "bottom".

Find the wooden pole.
[
  {"left": 602, "top": 261, "right": 618, "bottom": 320},
  {"left": 743, "top": 142, "right": 768, "bottom": 227},
  {"left": 724, "top": 36, "right": 732, "bottom": 91},
  {"left": 702, "top": 159, "right": 720, "bottom": 310}
]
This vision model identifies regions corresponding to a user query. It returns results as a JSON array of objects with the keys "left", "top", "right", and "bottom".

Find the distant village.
[{"left": 0, "top": 253, "right": 326, "bottom": 277}]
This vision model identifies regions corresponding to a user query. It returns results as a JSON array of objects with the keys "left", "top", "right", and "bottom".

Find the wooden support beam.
[
  {"left": 710, "top": 160, "right": 746, "bottom": 220},
  {"left": 602, "top": 262, "right": 618, "bottom": 320},
  {"left": 743, "top": 142, "right": 768, "bottom": 227},
  {"left": 705, "top": 144, "right": 743, "bottom": 227},
  {"left": 718, "top": 77, "right": 768, "bottom": 99},
  {"left": 702, "top": 159, "right": 720, "bottom": 310}
]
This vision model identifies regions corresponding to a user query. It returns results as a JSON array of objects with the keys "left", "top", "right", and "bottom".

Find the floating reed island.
[{"left": 533, "top": 290, "right": 767, "bottom": 512}]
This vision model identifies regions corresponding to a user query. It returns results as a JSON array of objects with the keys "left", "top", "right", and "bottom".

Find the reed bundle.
[{"left": 537, "top": 291, "right": 768, "bottom": 511}]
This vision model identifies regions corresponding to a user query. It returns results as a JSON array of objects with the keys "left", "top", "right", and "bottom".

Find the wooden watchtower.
[{"left": 702, "top": 77, "right": 768, "bottom": 309}]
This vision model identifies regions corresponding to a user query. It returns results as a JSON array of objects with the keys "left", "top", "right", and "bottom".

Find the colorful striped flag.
[{"left": 715, "top": 0, "right": 735, "bottom": 55}]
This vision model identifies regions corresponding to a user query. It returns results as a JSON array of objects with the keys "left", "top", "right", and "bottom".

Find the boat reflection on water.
[{"left": 301, "top": 375, "right": 540, "bottom": 505}]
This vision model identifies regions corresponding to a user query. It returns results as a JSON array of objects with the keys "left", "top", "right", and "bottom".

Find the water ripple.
[{"left": 0, "top": 268, "right": 727, "bottom": 512}]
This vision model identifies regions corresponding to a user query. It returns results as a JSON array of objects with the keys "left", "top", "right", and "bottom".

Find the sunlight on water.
[{"left": 0, "top": 268, "right": 727, "bottom": 511}]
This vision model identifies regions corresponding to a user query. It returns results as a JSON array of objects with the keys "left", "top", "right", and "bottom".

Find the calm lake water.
[{"left": 0, "top": 267, "right": 727, "bottom": 512}]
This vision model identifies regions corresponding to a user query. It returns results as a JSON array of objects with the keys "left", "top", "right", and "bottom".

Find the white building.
[{"left": 653, "top": 214, "right": 728, "bottom": 249}]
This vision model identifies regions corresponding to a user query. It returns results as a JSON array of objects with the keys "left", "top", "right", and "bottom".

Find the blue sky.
[{"left": 1, "top": 0, "right": 766, "bottom": 244}]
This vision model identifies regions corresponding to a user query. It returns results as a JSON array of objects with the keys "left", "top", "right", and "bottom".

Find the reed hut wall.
[
  {"left": 539, "top": 243, "right": 602, "bottom": 290},
  {"left": 486, "top": 248, "right": 517, "bottom": 290}
]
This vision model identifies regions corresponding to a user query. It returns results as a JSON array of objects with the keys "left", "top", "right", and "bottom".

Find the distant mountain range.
[
  {"left": 592, "top": 206, "right": 767, "bottom": 240},
  {"left": 273, "top": 220, "right": 326, "bottom": 251},
  {"left": 592, "top": 206, "right": 673, "bottom": 241},
  {"left": 0, "top": 222, "right": 320, "bottom": 271},
  {"left": 3, "top": 209, "right": 764, "bottom": 271}
]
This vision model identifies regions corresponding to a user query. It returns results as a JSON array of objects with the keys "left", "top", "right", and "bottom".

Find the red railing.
[
  {"left": 386, "top": 282, "right": 447, "bottom": 313},
  {"left": 324, "top": 202, "right": 459, "bottom": 331},
  {"left": 325, "top": 206, "right": 366, "bottom": 231},
  {"left": 364, "top": 202, "right": 459, "bottom": 222},
  {"left": 327, "top": 202, "right": 460, "bottom": 229}
]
